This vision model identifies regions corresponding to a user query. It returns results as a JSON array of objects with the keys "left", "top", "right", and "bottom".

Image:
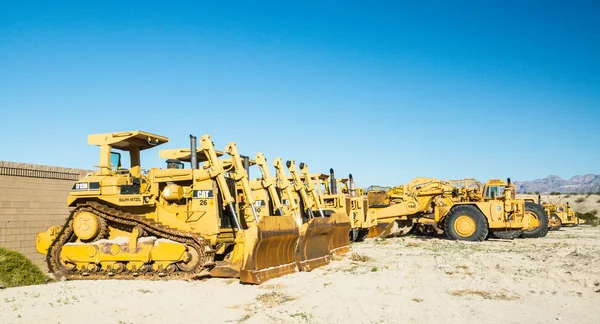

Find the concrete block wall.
[{"left": 0, "top": 161, "right": 90, "bottom": 272}]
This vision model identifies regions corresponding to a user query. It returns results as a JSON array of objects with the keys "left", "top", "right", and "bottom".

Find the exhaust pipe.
[
  {"left": 538, "top": 194, "right": 541, "bottom": 205},
  {"left": 190, "top": 135, "right": 198, "bottom": 169},
  {"left": 349, "top": 173, "right": 356, "bottom": 197},
  {"left": 243, "top": 156, "right": 250, "bottom": 177},
  {"left": 330, "top": 168, "right": 337, "bottom": 194}
]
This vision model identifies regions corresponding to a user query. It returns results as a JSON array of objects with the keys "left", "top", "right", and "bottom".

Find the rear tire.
[
  {"left": 549, "top": 214, "right": 562, "bottom": 231},
  {"left": 444, "top": 205, "right": 488, "bottom": 242},
  {"left": 520, "top": 202, "right": 549, "bottom": 238}
]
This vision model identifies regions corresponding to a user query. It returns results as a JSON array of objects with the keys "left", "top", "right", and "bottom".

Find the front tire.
[
  {"left": 520, "top": 202, "right": 549, "bottom": 238},
  {"left": 444, "top": 205, "right": 489, "bottom": 241}
]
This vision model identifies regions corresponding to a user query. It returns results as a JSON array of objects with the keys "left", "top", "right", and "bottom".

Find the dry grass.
[
  {"left": 259, "top": 283, "right": 285, "bottom": 290},
  {"left": 351, "top": 253, "right": 375, "bottom": 262},
  {"left": 411, "top": 298, "right": 424, "bottom": 303},
  {"left": 406, "top": 242, "right": 420, "bottom": 247},
  {"left": 256, "top": 291, "right": 296, "bottom": 308},
  {"left": 231, "top": 289, "right": 296, "bottom": 323},
  {"left": 331, "top": 254, "right": 345, "bottom": 261},
  {"left": 449, "top": 289, "right": 520, "bottom": 301}
]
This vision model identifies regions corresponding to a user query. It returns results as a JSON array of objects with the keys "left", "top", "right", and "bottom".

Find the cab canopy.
[
  {"left": 88, "top": 131, "right": 169, "bottom": 151},
  {"left": 159, "top": 148, "right": 224, "bottom": 163},
  {"left": 88, "top": 130, "right": 168, "bottom": 177}
]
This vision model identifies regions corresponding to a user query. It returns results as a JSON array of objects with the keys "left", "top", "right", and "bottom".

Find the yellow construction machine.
[
  {"left": 223, "top": 144, "right": 337, "bottom": 273},
  {"left": 519, "top": 195, "right": 561, "bottom": 230},
  {"left": 297, "top": 165, "right": 351, "bottom": 255},
  {"left": 542, "top": 202, "right": 578, "bottom": 228},
  {"left": 365, "top": 177, "right": 547, "bottom": 241},
  {"left": 36, "top": 131, "right": 301, "bottom": 284},
  {"left": 447, "top": 178, "right": 549, "bottom": 238},
  {"left": 364, "top": 178, "right": 434, "bottom": 238},
  {"left": 273, "top": 159, "right": 334, "bottom": 271},
  {"left": 310, "top": 169, "right": 374, "bottom": 242}
]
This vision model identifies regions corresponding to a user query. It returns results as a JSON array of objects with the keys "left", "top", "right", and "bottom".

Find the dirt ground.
[{"left": 1, "top": 226, "right": 599, "bottom": 324}]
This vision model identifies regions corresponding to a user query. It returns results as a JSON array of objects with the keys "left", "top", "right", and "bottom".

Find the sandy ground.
[{"left": 1, "top": 226, "right": 600, "bottom": 324}]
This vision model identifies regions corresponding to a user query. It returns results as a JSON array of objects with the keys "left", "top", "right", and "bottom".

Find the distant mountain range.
[{"left": 514, "top": 174, "right": 600, "bottom": 194}]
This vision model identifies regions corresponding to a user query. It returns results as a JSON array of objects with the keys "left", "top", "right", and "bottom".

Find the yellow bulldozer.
[
  {"left": 301, "top": 169, "right": 371, "bottom": 243},
  {"left": 214, "top": 143, "right": 337, "bottom": 272},
  {"left": 159, "top": 143, "right": 336, "bottom": 274},
  {"left": 285, "top": 161, "right": 352, "bottom": 256},
  {"left": 364, "top": 177, "right": 548, "bottom": 241},
  {"left": 273, "top": 159, "right": 337, "bottom": 270},
  {"left": 35, "top": 131, "right": 308, "bottom": 284}
]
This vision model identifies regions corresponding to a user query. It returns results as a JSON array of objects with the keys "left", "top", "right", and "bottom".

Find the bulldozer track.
[{"left": 46, "top": 201, "right": 216, "bottom": 281}]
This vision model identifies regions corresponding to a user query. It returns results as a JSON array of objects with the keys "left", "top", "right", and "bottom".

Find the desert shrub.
[
  {"left": 550, "top": 192, "right": 561, "bottom": 195},
  {"left": 597, "top": 199, "right": 600, "bottom": 204},
  {"left": 565, "top": 194, "right": 571, "bottom": 198},
  {"left": 575, "top": 197, "right": 586, "bottom": 203},
  {"left": 577, "top": 211, "right": 599, "bottom": 226},
  {"left": 0, "top": 248, "right": 49, "bottom": 288},
  {"left": 591, "top": 210, "right": 598, "bottom": 216},
  {"left": 535, "top": 191, "right": 540, "bottom": 195}
]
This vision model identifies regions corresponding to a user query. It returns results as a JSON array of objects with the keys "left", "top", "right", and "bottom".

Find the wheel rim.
[
  {"left": 524, "top": 211, "right": 540, "bottom": 231},
  {"left": 73, "top": 211, "right": 100, "bottom": 241},
  {"left": 453, "top": 215, "right": 476, "bottom": 237}
]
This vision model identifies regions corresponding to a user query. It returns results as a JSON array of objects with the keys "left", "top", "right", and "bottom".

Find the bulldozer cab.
[
  {"left": 67, "top": 131, "right": 170, "bottom": 204},
  {"left": 88, "top": 130, "right": 169, "bottom": 178}
]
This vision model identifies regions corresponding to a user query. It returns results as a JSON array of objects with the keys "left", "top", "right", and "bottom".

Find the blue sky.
[{"left": 1, "top": 1, "right": 598, "bottom": 187}]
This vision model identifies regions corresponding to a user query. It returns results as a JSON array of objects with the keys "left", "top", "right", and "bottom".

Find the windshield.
[
  {"left": 485, "top": 186, "right": 504, "bottom": 199},
  {"left": 110, "top": 152, "right": 122, "bottom": 171}
]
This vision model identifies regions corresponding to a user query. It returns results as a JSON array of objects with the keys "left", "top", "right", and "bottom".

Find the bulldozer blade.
[
  {"left": 241, "top": 216, "right": 300, "bottom": 284},
  {"left": 210, "top": 216, "right": 300, "bottom": 284},
  {"left": 367, "top": 225, "right": 380, "bottom": 238},
  {"left": 296, "top": 217, "right": 334, "bottom": 272},
  {"left": 369, "top": 221, "right": 396, "bottom": 238},
  {"left": 387, "top": 220, "right": 414, "bottom": 237},
  {"left": 210, "top": 262, "right": 241, "bottom": 278},
  {"left": 328, "top": 213, "right": 351, "bottom": 255}
]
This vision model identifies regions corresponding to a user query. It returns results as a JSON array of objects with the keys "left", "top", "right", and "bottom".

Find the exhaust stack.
[
  {"left": 330, "top": 168, "right": 337, "bottom": 194},
  {"left": 190, "top": 135, "right": 198, "bottom": 169},
  {"left": 243, "top": 156, "right": 250, "bottom": 177},
  {"left": 349, "top": 173, "right": 356, "bottom": 197}
]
